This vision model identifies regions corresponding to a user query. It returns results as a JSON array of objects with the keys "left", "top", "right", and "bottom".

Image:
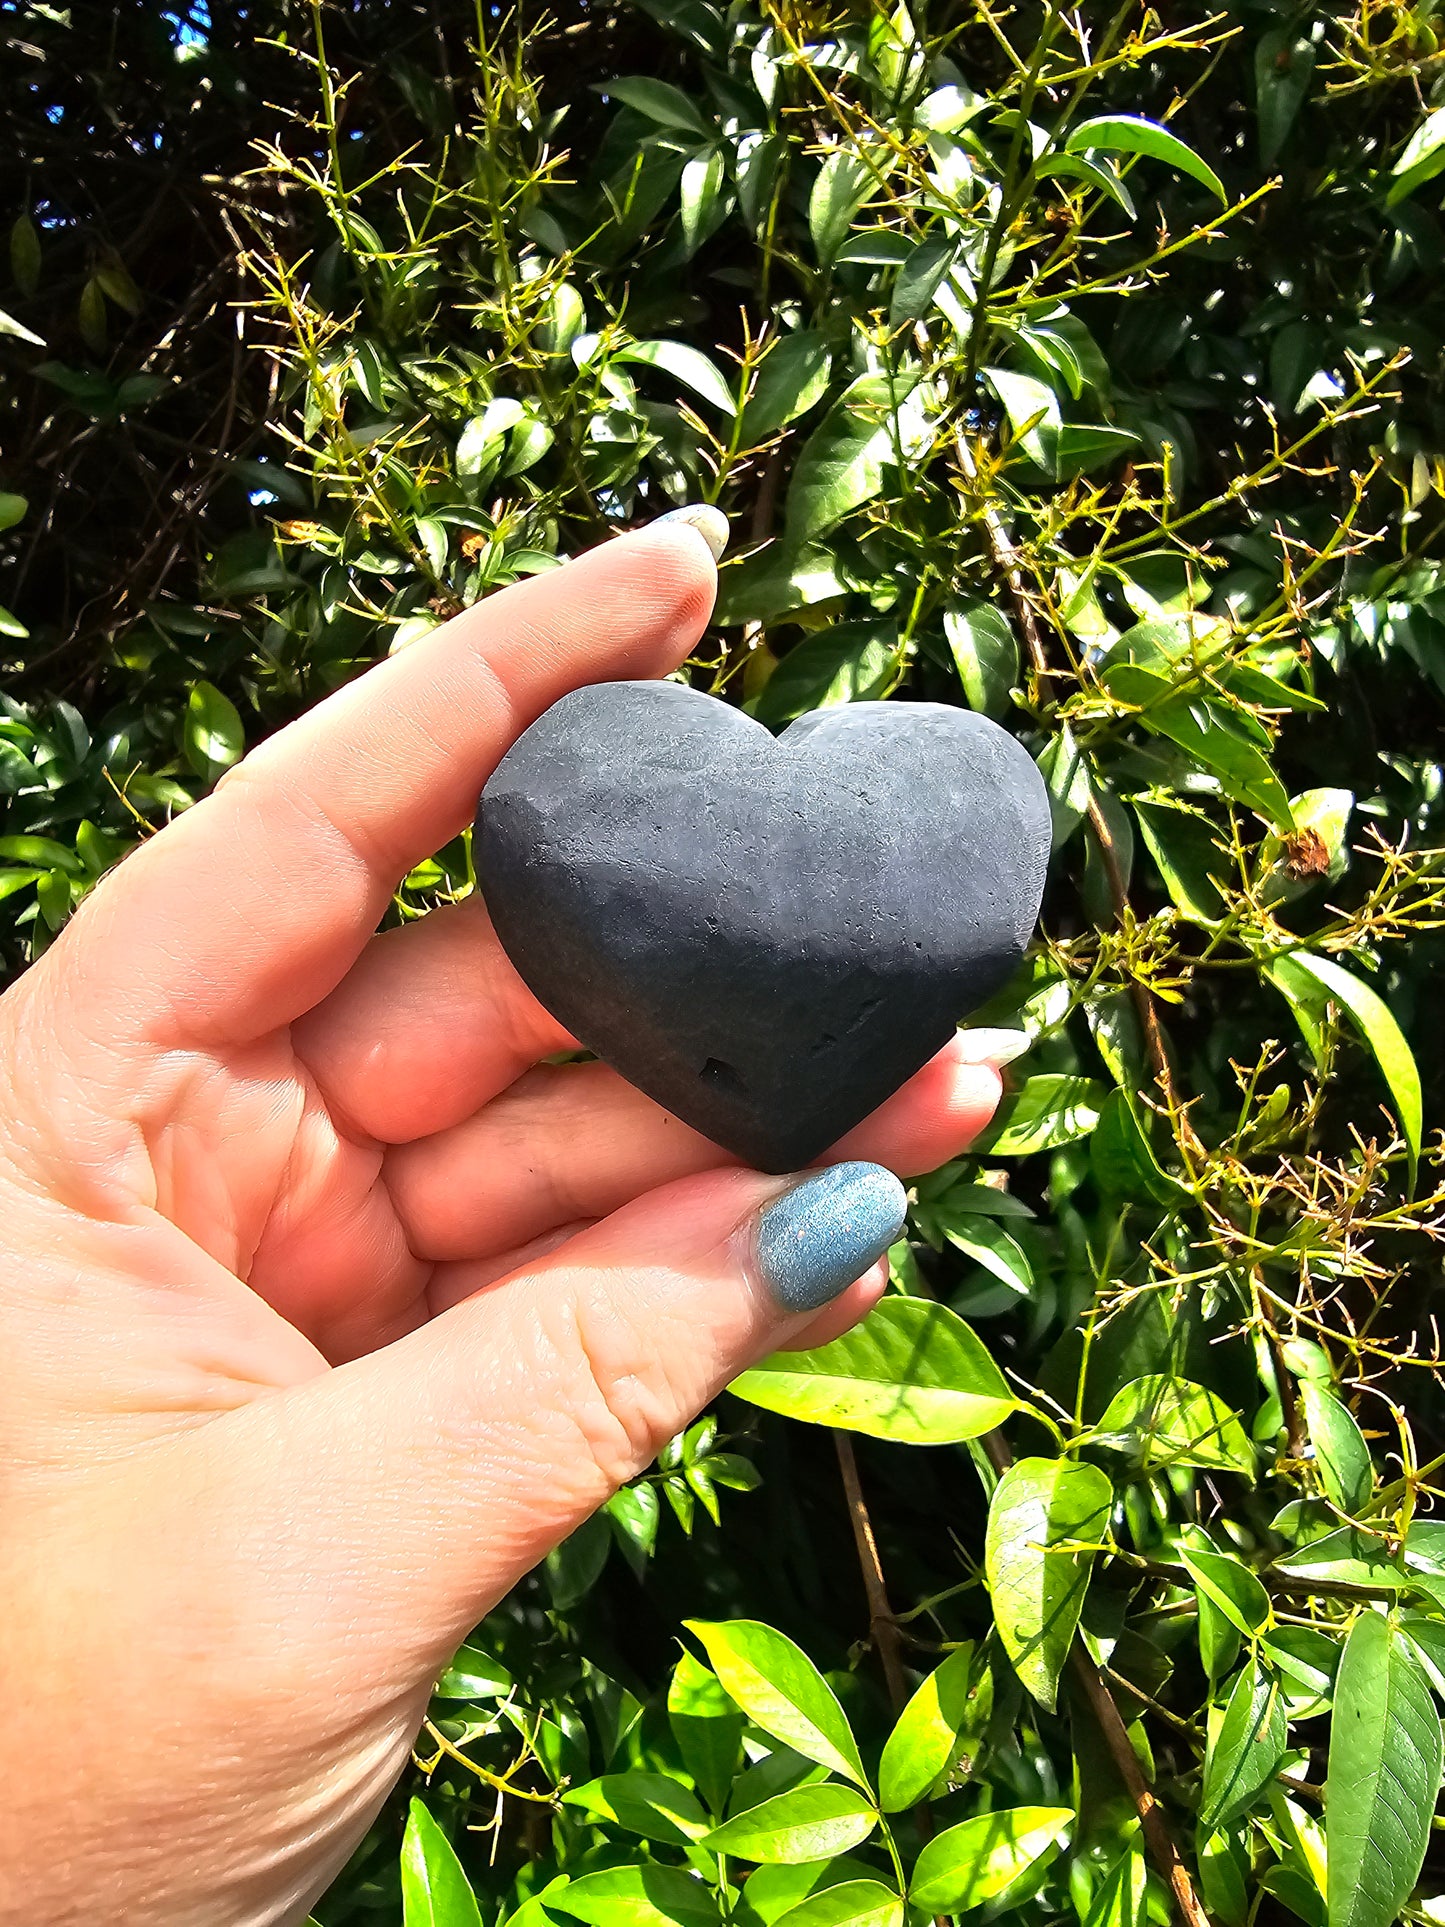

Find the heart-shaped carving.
[{"left": 476, "top": 684, "right": 1051, "bottom": 1172}]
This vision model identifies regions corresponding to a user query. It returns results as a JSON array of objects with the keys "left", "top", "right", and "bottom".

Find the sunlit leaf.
[
  {"left": 1264, "top": 951, "right": 1421, "bottom": 1181},
  {"left": 1066, "top": 114, "right": 1226, "bottom": 203},
  {"left": 1199, "top": 1661, "right": 1286, "bottom": 1830},
  {"left": 786, "top": 372, "right": 919, "bottom": 540},
  {"left": 401, "top": 1799, "right": 483, "bottom": 1927},
  {"left": 729, "top": 1297, "right": 1016, "bottom": 1445},
  {"left": 549, "top": 1866, "right": 720, "bottom": 1927},
  {"left": 1326, "top": 1613, "right": 1443, "bottom": 1927},
  {"left": 684, "top": 1620, "right": 866, "bottom": 1786},
  {"left": 1094, "top": 1375, "right": 1255, "bottom": 1474},
  {"left": 702, "top": 1783, "right": 877, "bottom": 1862},
  {"left": 563, "top": 1772, "right": 710, "bottom": 1846},
  {"left": 985, "top": 1457, "right": 1113, "bottom": 1710},
  {"left": 909, "top": 1807, "right": 1074, "bottom": 1911},
  {"left": 878, "top": 1643, "right": 977, "bottom": 1812}
]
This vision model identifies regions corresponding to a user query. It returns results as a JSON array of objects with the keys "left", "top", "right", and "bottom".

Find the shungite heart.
[{"left": 476, "top": 684, "right": 1051, "bottom": 1172}]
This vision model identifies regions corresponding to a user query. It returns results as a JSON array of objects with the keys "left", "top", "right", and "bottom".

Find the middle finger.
[{"left": 384, "top": 1034, "right": 1004, "bottom": 1263}]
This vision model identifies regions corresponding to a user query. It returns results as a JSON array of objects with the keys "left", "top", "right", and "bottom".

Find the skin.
[{"left": 0, "top": 523, "right": 1001, "bottom": 1926}]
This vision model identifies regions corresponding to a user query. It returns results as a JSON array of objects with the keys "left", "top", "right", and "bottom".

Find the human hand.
[{"left": 0, "top": 515, "right": 1010, "bottom": 1925}]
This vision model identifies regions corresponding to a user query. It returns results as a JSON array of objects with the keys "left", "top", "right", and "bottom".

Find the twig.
[
  {"left": 418, "top": 1719, "right": 556, "bottom": 1804},
  {"left": 1068, "top": 1647, "right": 1214, "bottom": 1927},
  {"left": 833, "top": 1431, "right": 910, "bottom": 1713}
]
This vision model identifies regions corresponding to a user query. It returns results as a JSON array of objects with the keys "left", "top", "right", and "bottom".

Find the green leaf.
[
  {"left": 809, "top": 150, "right": 875, "bottom": 267},
  {"left": 668, "top": 1651, "right": 743, "bottom": 1815},
  {"left": 984, "top": 366, "right": 1061, "bottom": 469},
  {"left": 434, "top": 1643, "right": 512, "bottom": 1700},
  {"left": 563, "top": 1772, "right": 710, "bottom": 1846},
  {"left": 1081, "top": 1849, "right": 1148, "bottom": 1927},
  {"left": 1181, "top": 1546, "right": 1270, "bottom": 1638},
  {"left": 183, "top": 681, "right": 244, "bottom": 781},
  {"left": 1094, "top": 1375, "right": 1255, "bottom": 1474},
  {"left": 785, "top": 372, "right": 919, "bottom": 542},
  {"left": 944, "top": 1217, "right": 1033, "bottom": 1296},
  {"left": 1141, "top": 695, "right": 1292, "bottom": 827},
  {"left": 1273, "top": 1527, "right": 1406, "bottom": 1590},
  {"left": 684, "top": 1620, "right": 866, "bottom": 1787},
  {"left": 414, "top": 515, "right": 448, "bottom": 576},
  {"left": 0, "top": 304, "right": 45, "bottom": 346},
  {"left": 1132, "top": 798, "right": 1226, "bottom": 923},
  {"left": 878, "top": 1643, "right": 977, "bottom": 1812},
  {"left": 740, "top": 333, "right": 832, "bottom": 444},
  {"left": 615, "top": 339, "right": 736, "bottom": 414},
  {"left": 1037, "top": 724, "right": 1092, "bottom": 848},
  {"left": 1256, "top": 29, "right": 1317, "bottom": 168},
  {"left": 771, "top": 1880, "right": 902, "bottom": 1927},
  {"left": 944, "top": 600, "right": 1018, "bottom": 718},
  {"left": 0, "top": 835, "right": 79, "bottom": 874},
  {"left": 971, "top": 1075, "right": 1105, "bottom": 1155},
  {"left": 1263, "top": 952, "right": 1421, "bottom": 1181},
  {"left": 714, "top": 541, "right": 845, "bottom": 628},
  {"left": 1300, "top": 1382, "right": 1373, "bottom": 1515},
  {"left": 909, "top": 1807, "right": 1075, "bottom": 1912},
  {"left": 602, "top": 76, "right": 709, "bottom": 135},
  {"left": 401, "top": 1799, "right": 483, "bottom": 1927},
  {"left": 754, "top": 621, "right": 899, "bottom": 727},
  {"left": 10, "top": 214, "right": 40, "bottom": 298},
  {"left": 1199, "top": 1661, "right": 1286, "bottom": 1830},
  {"left": 550, "top": 1867, "right": 720, "bottom": 1927},
  {"left": 1399, "top": 1615, "right": 1445, "bottom": 1698},
  {"left": 703, "top": 1784, "right": 877, "bottom": 1862},
  {"left": 1388, "top": 106, "right": 1445, "bottom": 208},
  {"left": 1090, "top": 1088, "right": 1186, "bottom": 1207},
  {"left": 1265, "top": 1625, "right": 1340, "bottom": 1704},
  {"left": 891, "top": 236, "right": 954, "bottom": 326},
  {"left": 546, "top": 1508, "right": 611, "bottom": 1608},
  {"left": 0, "top": 492, "right": 27, "bottom": 532},
  {"left": 457, "top": 399, "right": 526, "bottom": 477},
  {"left": 1258, "top": 788, "right": 1352, "bottom": 904},
  {"left": 741, "top": 1864, "right": 874, "bottom": 1926},
  {"left": 1065, "top": 115, "right": 1226, "bottom": 204},
  {"left": 1036, "top": 152, "right": 1136, "bottom": 220},
  {"left": 1326, "top": 1613, "right": 1443, "bottom": 1927},
  {"left": 729, "top": 1297, "right": 1015, "bottom": 1446},
  {"left": 679, "top": 149, "right": 727, "bottom": 257},
  {"left": 985, "top": 1457, "right": 1113, "bottom": 1711}
]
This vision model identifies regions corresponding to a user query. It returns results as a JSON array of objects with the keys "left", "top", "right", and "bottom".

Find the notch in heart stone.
[{"left": 476, "top": 683, "right": 1051, "bottom": 1173}]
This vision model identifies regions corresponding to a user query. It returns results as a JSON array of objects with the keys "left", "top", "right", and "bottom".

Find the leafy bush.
[{"left": 7, "top": 3, "right": 1445, "bottom": 1925}]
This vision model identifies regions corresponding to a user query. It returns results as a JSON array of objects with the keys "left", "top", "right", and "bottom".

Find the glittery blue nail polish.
[{"left": 754, "top": 1162, "right": 907, "bottom": 1314}]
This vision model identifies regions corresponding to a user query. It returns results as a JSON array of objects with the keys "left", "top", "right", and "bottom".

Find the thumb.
[{"left": 220, "top": 1159, "right": 904, "bottom": 1672}]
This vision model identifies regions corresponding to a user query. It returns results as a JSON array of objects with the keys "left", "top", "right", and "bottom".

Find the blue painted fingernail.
[
  {"left": 651, "top": 502, "right": 729, "bottom": 562},
  {"left": 754, "top": 1162, "right": 908, "bottom": 1314}
]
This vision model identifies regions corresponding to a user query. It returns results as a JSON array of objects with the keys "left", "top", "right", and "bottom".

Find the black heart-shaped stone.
[{"left": 476, "top": 684, "right": 1051, "bottom": 1172}]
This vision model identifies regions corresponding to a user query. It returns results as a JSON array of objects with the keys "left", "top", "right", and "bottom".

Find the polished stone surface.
[{"left": 476, "top": 684, "right": 1051, "bottom": 1171}]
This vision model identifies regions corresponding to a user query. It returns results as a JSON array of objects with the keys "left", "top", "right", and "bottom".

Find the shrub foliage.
[{"left": 7, "top": 2, "right": 1445, "bottom": 1924}]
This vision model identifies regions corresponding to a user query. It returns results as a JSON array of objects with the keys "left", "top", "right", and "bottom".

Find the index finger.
[{"left": 61, "top": 518, "right": 721, "bottom": 1046}]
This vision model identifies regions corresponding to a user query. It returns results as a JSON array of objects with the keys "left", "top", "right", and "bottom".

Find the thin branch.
[{"left": 833, "top": 1430, "right": 911, "bottom": 1713}]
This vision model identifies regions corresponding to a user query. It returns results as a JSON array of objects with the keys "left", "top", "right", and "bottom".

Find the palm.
[{"left": 15, "top": 534, "right": 994, "bottom": 1424}]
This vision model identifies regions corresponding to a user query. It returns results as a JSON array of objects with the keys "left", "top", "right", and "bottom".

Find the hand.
[{"left": 0, "top": 517, "right": 1006, "bottom": 1926}]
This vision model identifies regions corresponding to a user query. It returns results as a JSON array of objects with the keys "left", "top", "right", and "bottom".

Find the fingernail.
[
  {"left": 954, "top": 1027, "right": 1032, "bottom": 1068},
  {"left": 753, "top": 1162, "right": 907, "bottom": 1314},
  {"left": 651, "top": 502, "right": 729, "bottom": 562}
]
